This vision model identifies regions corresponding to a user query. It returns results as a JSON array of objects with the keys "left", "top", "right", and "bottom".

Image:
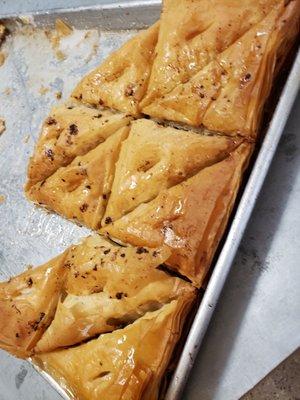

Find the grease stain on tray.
[
  {"left": 45, "top": 18, "right": 99, "bottom": 63},
  {"left": 15, "top": 365, "right": 28, "bottom": 389}
]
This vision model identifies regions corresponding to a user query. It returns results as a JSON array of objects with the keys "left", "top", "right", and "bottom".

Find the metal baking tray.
[{"left": 0, "top": 2, "right": 299, "bottom": 399}]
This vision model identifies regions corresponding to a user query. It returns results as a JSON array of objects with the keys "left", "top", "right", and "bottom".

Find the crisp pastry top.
[
  {"left": 101, "top": 142, "right": 252, "bottom": 286},
  {"left": 72, "top": 22, "right": 159, "bottom": 116},
  {"left": 141, "top": 0, "right": 280, "bottom": 108},
  {"left": 102, "top": 119, "right": 242, "bottom": 223},
  {"left": 26, "top": 126, "right": 129, "bottom": 229},
  {"left": 141, "top": 0, "right": 300, "bottom": 137},
  {"left": 26, "top": 102, "right": 131, "bottom": 189},
  {"left": 27, "top": 119, "right": 243, "bottom": 232},
  {"left": 0, "top": 252, "right": 68, "bottom": 358},
  {"left": 36, "top": 235, "right": 195, "bottom": 352},
  {"left": 0, "top": 235, "right": 195, "bottom": 356},
  {"left": 7, "top": 1, "right": 299, "bottom": 398},
  {"left": 35, "top": 298, "right": 195, "bottom": 400}
]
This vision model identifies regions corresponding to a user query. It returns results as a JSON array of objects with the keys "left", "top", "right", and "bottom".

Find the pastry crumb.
[
  {"left": 55, "top": 49, "right": 66, "bottom": 61},
  {"left": 0, "top": 118, "right": 6, "bottom": 135},
  {"left": 3, "top": 87, "right": 11, "bottom": 95},
  {"left": 39, "top": 85, "right": 49, "bottom": 95},
  {"left": 0, "top": 52, "right": 6, "bottom": 66},
  {"left": 55, "top": 91, "right": 62, "bottom": 99},
  {"left": 23, "top": 134, "right": 30, "bottom": 143},
  {"left": 0, "top": 194, "right": 6, "bottom": 204}
]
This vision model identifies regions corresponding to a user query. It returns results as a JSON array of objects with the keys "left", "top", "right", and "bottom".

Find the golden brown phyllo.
[
  {"left": 141, "top": 0, "right": 300, "bottom": 138},
  {"left": 2, "top": 0, "right": 298, "bottom": 398},
  {"left": 102, "top": 138, "right": 252, "bottom": 286},
  {"left": 72, "top": 22, "right": 160, "bottom": 116},
  {"left": 35, "top": 298, "right": 194, "bottom": 400},
  {"left": 26, "top": 118, "right": 252, "bottom": 286},
  {"left": 0, "top": 236, "right": 195, "bottom": 357},
  {"left": 26, "top": 102, "right": 131, "bottom": 189},
  {"left": 0, "top": 252, "right": 68, "bottom": 358}
]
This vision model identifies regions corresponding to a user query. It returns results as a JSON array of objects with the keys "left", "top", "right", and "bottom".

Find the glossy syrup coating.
[
  {"left": 35, "top": 297, "right": 195, "bottom": 400},
  {"left": 102, "top": 143, "right": 253, "bottom": 287},
  {"left": 72, "top": 22, "right": 160, "bottom": 116},
  {"left": 26, "top": 102, "right": 131, "bottom": 189},
  {"left": 103, "top": 118, "right": 242, "bottom": 223},
  {"left": 27, "top": 126, "right": 129, "bottom": 229},
  {"left": 141, "top": 0, "right": 300, "bottom": 138},
  {"left": 0, "top": 252, "right": 68, "bottom": 358},
  {"left": 35, "top": 235, "right": 194, "bottom": 353}
]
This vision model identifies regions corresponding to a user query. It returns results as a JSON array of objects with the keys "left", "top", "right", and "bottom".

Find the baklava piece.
[
  {"left": 141, "top": 0, "right": 280, "bottom": 107},
  {"left": 27, "top": 127, "right": 129, "bottom": 229},
  {"left": 36, "top": 235, "right": 194, "bottom": 353},
  {"left": 35, "top": 298, "right": 195, "bottom": 400},
  {"left": 25, "top": 102, "right": 131, "bottom": 189},
  {"left": 103, "top": 118, "right": 242, "bottom": 223},
  {"left": 72, "top": 22, "right": 159, "bottom": 116},
  {"left": 102, "top": 143, "right": 253, "bottom": 287},
  {"left": 141, "top": 0, "right": 300, "bottom": 138},
  {"left": 0, "top": 252, "right": 68, "bottom": 358}
]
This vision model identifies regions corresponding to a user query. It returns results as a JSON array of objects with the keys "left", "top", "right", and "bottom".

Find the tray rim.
[
  {"left": 1, "top": 2, "right": 299, "bottom": 399},
  {"left": 0, "top": 0, "right": 161, "bottom": 20},
  {"left": 165, "top": 46, "right": 300, "bottom": 400}
]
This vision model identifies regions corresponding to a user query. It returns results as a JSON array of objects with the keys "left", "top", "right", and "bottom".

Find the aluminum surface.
[
  {"left": 0, "top": 2, "right": 299, "bottom": 400},
  {"left": 165, "top": 48, "right": 300, "bottom": 400}
]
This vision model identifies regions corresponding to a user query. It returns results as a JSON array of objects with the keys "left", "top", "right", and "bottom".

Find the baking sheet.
[{"left": 0, "top": 3, "right": 299, "bottom": 400}]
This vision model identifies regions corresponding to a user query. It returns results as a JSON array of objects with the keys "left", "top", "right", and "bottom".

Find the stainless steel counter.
[{"left": 0, "top": 1, "right": 299, "bottom": 399}]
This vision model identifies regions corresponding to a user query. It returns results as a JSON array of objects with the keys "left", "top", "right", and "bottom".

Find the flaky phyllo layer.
[
  {"left": 26, "top": 118, "right": 252, "bottom": 285},
  {"left": 1, "top": 1, "right": 299, "bottom": 399},
  {"left": 0, "top": 236, "right": 195, "bottom": 358},
  {"left": 24, "top": 0, "right": 299, "bottom": 288}
]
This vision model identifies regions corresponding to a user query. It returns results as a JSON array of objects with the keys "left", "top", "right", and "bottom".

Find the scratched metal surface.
[
  {"left": 0, "top": 3, "right": 300, "bottom": 400},
  {"left": 0, "top": 21, "right": 137, "bottom": 279},
  {"left": 0, "top": 12, "right": 141, "bottom": 400}
]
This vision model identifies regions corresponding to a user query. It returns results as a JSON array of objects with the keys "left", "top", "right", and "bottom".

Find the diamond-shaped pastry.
[
  {"left": 35, "top": 297, "right": 195, "bottom": 400},
  {"left": 103, "top": 118, "right": 242, "bottom": 224},
  {"left": 72, "top": 22, "right": 159, "bottom": 116},
  {"left": 26, "top": 102, "right": 131, "bottom": 189},
  {"left": 102, "top": 143, "right": 252, "bottom": 286},
  {"left": 142, "top": 0, "right": 300, "bottom": 138},
  {"left": 36, "top": 235, "right": 194, "bottom": 352},
  {"left": 27, "top": 126, "right": 129, "bottom": 229},
  {"left": 141, "top": 0, "right": 279, "bottom": 109}
]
